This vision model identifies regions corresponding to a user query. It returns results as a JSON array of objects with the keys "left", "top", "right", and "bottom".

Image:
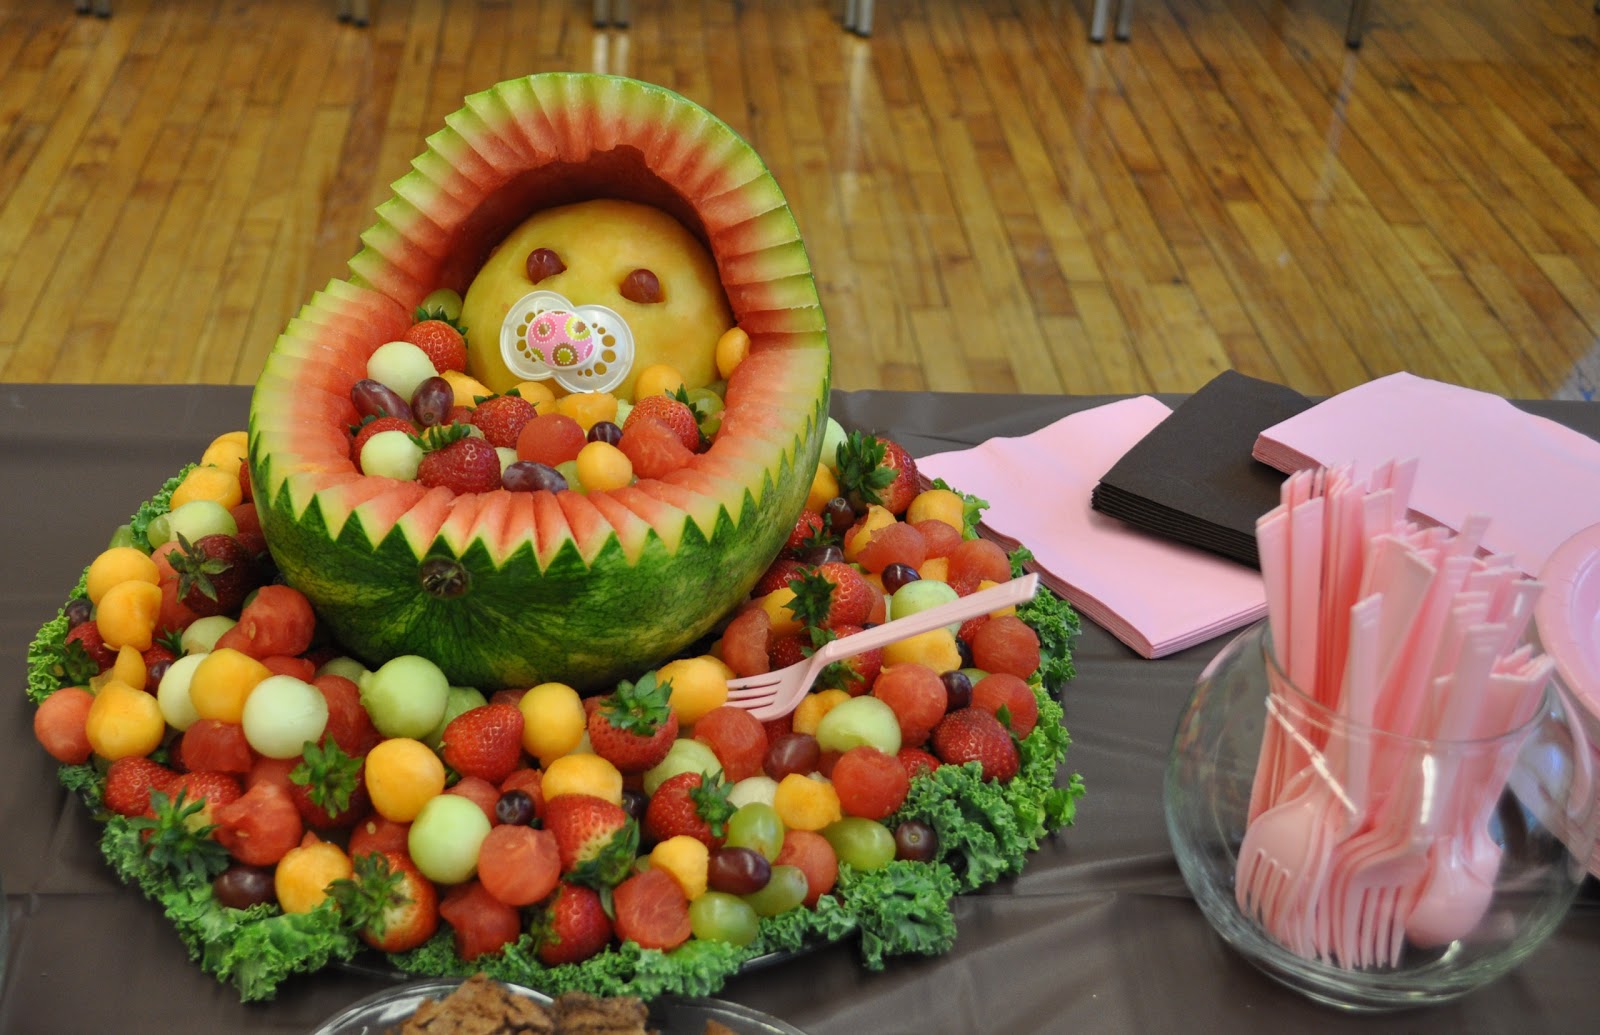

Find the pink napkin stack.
[
  {"left": 917, "top": 397, "right": 1266, "bottom": 658},
  {"left": 1254, "top": 372, "right": 1600, "bottom": 576}
]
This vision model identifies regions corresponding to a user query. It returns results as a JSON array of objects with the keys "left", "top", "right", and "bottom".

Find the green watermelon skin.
[{"left": 249, "top": 75, "right": 829, "bottom": 691}]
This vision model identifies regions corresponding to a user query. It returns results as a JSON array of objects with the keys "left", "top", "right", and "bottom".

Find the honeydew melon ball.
[
  {"left": 241, "top": 674, "right": 330, "bottom": 758},
  {"left": 360, "top": 655, "right": 450, "bottom": 739},
  {"left": 888, "top": 579, "right": 961, "bottom": 632},
  {"left": 157, "top": 652, "right": 209, "bottom": 731},
  {"left": 180, "top": 616, "right": 237, "bottom": 655},
  {"left": 167, "top": 500, "right": 238, "bottom": 544},
  {"left": 728, "top": 775, "right": 780, "bottom": 809},
  {"left": 820, "top": 417, "right": 848, "bottom": 472},
  {"left": 461, "top": 199, "right": 733, "bottom": 401},
  {"left": 368, "top": 340, "right": 437, "bottom": 401},
  {"left": 409, "top": 793, "right": 492, "bottom": 885},
  {"left": 643, "top": 737, "right": 723, "bottom": 796},
  {"left": 360, "top": 430, "right": 424, "bottom": 481}
]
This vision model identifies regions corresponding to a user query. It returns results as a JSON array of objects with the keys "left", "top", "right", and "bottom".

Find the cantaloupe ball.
[{"left": 460, "top": 199, "right": 733, "bottom": 401}]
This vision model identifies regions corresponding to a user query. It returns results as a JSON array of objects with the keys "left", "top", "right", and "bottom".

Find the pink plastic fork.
[{"left": 725, "top": 573, "right": 1041, "bottom": 721}]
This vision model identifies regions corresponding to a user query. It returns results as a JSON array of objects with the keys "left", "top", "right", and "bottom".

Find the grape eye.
[
  {"left": 525, "top": 248, "right": 566, "bottom": 284},
  {"left": 620, "top": 268, "right": 663, "bottom": 304}
]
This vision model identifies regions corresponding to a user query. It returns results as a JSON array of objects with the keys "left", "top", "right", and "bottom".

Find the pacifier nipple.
[{"left": 499, "top": 290, "right": 635, "bottom": 395}]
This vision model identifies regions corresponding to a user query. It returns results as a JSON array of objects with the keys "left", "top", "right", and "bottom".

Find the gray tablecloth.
[{"left": 1, "top": 384, "right": 1596, "bottom": 1034}]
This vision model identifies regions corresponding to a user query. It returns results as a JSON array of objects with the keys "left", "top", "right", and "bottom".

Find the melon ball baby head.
[
  {"left": 460, "top": 199, "right": 733, "bottom": 402},
  {"left": 247, "top": 73, "right": 830, "bottom": 693}
]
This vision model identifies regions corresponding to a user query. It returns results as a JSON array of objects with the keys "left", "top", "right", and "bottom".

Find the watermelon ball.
[{"left": 516, "top": 412, "right": 587, "bottom": 468}]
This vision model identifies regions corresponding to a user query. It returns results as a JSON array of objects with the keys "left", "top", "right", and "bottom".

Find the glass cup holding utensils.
[{"left": 1165, "top": 621, "right": 1594, "bottom": 1012}]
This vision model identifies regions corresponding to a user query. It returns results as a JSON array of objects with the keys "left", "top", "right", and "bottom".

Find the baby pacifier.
[{"left": 499, "top": 290, "right": 636, "bottom": 395}]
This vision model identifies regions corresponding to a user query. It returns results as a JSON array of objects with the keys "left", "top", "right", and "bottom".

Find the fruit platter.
[{"left": 22, "top": 73, "right": 1083, "bottom": 1005}]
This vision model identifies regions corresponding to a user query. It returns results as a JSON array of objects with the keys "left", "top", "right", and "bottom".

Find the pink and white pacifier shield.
[{"left": 499, "top": 290, "right": 635, "bottom": 394}]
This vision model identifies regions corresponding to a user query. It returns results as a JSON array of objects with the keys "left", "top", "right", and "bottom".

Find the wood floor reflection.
[{"left": 1, "top": 0, "right": 1597, "bottom": 399}]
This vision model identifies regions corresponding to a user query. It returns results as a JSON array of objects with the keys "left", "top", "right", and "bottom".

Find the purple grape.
[
  {"left": 882, "top": 562, "right": 921, "bottom": 594},
  {"left": 410, "top": 376, "right": 455, "bottom": 427},
  {"left": 213, "top": 865, "right": 276, "bottom": 910},
  {"left": 621, "top": 787, "right": 648, "bottom": 822},
  {"left": 351, "top": 378, "right": 413, "bottom": 422},
  {"left": 63, "top": 597, "right": 93, "bottom": 629},
  {"left": 941, "top": 670, "right": 973, "bottom": 711},
  {"left": 495, "top": 789, "right": 536, "bottom": 826},
  {"left": 802, "top": 544, "right": 844, "bottom": 566},
  {"left": 763, "top": 733, "right": 821, "bottom": 781},
  {"left": 526, "top": 247, "right": 566, "bottom": 284},
  {"left": 502, "top": 461, "right": 568, "bottom": 493},
  {"left": 824, "top": 496, "right": 855, "bottom": 535},
  {"left": 707, "top": 846, "right": 772, "bottom": 895},
  {"left": 620, "top": 268, "right": 662, "bottom": 304},
  {"left": 587, "top": 421, "right": 623, "bottom": 445},
  {"left": 893, "top": 820, "right": 939, "bottom": 863},
  {"left": 147, "top": 658, "right": 173, "bottom": 687}
]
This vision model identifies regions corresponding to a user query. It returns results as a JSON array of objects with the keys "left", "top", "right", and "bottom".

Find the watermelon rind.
[{"left": 248, "top": 74, "right": 830, "bottom": 691}]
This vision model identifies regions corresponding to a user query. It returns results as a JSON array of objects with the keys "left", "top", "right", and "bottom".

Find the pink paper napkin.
[
  {"left": 1253, "top": 372, "right": 1600, "bottom": 575},
  {"left": 918, "top": 397, "right": 1267, "bottom": 658}
]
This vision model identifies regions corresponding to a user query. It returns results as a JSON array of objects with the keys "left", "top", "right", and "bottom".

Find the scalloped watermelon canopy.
[{"left": 248, "top": 74, "right": 829, "bottom": 691}]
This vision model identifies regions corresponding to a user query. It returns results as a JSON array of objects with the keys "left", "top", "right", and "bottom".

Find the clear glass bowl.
[{"left": 1164, "top": 621, "right": 1595, "bottom": 1011}]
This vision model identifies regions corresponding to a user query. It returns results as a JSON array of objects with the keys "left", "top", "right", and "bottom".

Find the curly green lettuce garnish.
[{"left": 834, "top": 860, "right": 960, "bottom": 969}]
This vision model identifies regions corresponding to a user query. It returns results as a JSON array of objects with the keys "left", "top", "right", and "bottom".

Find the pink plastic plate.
[{"left": 1536, "top": 522, "right": 1600, "bottom": 717}]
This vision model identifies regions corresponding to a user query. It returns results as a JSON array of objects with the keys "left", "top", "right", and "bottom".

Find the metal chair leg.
[
  {"left": 1346, "top": 0, "right": 1372, "bottom": 47},
  {"left": 1115, "top": 0, "right": 1134, "bottom": 41},
  {"left": 594, "top": 0, "right": 631, "bottom": 28},
  {"left": 844, "top": 0, "right": 875, "bottom": 36},
  {"left": 336, "top": 0, "right": 370, "bottom": 26},
  {"left": 1089, "top": 0, "right": 1109, "bottom": 42}
]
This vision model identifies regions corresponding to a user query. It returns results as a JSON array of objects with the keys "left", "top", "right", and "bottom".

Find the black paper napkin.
[{"left": 1091, "top": 370, "right": 1312, "bottom": 568}]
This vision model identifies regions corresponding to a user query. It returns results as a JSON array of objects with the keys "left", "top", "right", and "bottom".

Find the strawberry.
[
  {"left": 876, "top": 438, "right": 920, "bottom": 515},
  {"left": 835, "top": 431, "right": 918, "bottom": 515},
  {"left": 542, "top": 794, "right": 639, "bottom": 888},
  {"left": 168, "top": 533, "right": 260, "bottom": 617},
  {"left": 469, "top": 393, "right": 539, "bottom": 449},
  {"left": 350, "top": 415, "right": 417, "bottom": 464},
  {"left": 329, "top": 850, "right": 440, "bottom": 952},
  {"left": 624, "top": 394, "right": 701, "bottom": 453},
  {"left": 288, "top": 740, "right": 370, "bottom": 829},
  {"left": 815, "top": 624, "right": 882, "bottom": 694},
  {"left": 897, "top": 746, "right": 942, "bottom": 778},
  {"left": 104, "top": 756, "right": 176, "bottom": 817},
  {"left": 440, "top": 703, "right": 525, "bottom": 784},
  {"left": 785, "top": 564, "right": 871, "bottom": 634},
  {"left": 754, "top": 557, "right": 808, "bottom": 598},
  {"left": 62, "top": 621, "right": 117, "bottom": 676},
  {"left": 785, "top": 510, "right": 826, "bottom": 554},
  {"left": 536, "top": 881, "right": 613, "bottom": 966},
  {"left": 930, "top": 708, "right": 1020, "bottom": 782},
  {"left": 587, "top": 672, "right": 680, "bottom": 773},
  {"left": 164, "top": 771, "right": 244, "bottom": 828},
  {"left": 642, "top": 771, "right": 735, "bottom": 848},
  {"left": 415, "top": 425, "right": 504, "bottom": 494},
  {"left": 767, "top": 632, "right": 809, "bottom": 670},
  {"left": 404, "top": 308, "right": 468, "bottom": 373},
  {"left": 816, "top": 562, "right": 873, "bottom": 628}
]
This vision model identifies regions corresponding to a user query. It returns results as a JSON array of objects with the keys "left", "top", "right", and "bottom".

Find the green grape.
[
  {"left": 688, "top": 891, "right": 760, "bottom": 946},
  {"left": 822, "top": 817, "right": 897, "bottom": 871},
  {"left": 107, "top": 524, "right": 136, "bottom": 549},
  {"left": 724, "top": 802, "right": 785, "bottom": 862},
  {"left": 144, "top": 513, "right": 173, "bottom": 547},
  {"left": 556, "top": 459, "right": 583, "bottom": 493},
  {"left": 742, "top": 864, "right": 807, "bottom": 917}
]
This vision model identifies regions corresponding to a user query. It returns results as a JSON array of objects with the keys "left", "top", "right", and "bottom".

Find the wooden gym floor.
[{"left": 1, "top": 0, "right": 1598, "bottom": 399}]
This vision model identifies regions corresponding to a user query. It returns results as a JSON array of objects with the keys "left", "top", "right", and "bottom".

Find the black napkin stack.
[{"left": 1090, "top": 370, "right": 1313, "bottom": 568}]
